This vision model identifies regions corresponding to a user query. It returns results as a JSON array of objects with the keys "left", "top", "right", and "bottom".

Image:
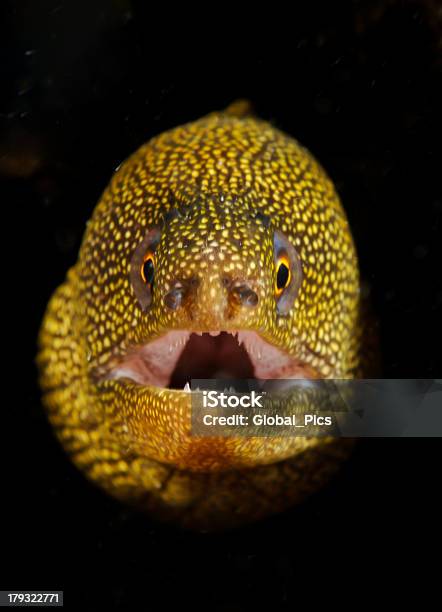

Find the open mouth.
[{"left": 107, "top": 330, "right": 320, "bottom": 391}]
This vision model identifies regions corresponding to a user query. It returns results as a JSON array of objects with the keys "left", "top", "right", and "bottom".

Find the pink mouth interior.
[{"left": 108, "top": 330, "right": 316, "bottom": 390}]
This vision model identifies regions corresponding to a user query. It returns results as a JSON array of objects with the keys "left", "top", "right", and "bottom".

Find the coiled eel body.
[{"left": 38, "top": 105, "right": 363, "bottom": 530}]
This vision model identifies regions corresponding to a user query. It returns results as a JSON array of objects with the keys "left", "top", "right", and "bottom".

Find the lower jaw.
[{"left": 106, "top": 379, "right": 324, "bottom": 471}]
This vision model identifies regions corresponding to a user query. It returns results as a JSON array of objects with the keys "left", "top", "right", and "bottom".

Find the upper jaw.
[{"left": 103, "top": 328, "right": 323, "bottom": 392}]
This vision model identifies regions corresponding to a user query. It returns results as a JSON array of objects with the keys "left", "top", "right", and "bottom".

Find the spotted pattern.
[{"left": 38, "top": 108, "right": 362, "bottom": 530}]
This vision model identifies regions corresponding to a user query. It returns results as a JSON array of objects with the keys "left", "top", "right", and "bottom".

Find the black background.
[{"left": 1, "top": 1, "right": 441, "bottom": 609}]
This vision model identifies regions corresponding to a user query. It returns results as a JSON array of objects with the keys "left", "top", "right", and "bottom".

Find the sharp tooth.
[{"left": 183, "top": 382, "right": 191, "bottom": 393}]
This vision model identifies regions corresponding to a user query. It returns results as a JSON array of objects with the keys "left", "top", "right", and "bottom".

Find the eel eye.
[
  {"left": 130, "top": 227, "right": 161, "bottom": 311},
  {"left": 141, "top": 252, "right": 155, "bottom": 287},
  {"left": 273, "top": 230, "right": 303, "bottom": 315},
  {"left": 275, "top": 255, "right": 291, "bottom": 296}
]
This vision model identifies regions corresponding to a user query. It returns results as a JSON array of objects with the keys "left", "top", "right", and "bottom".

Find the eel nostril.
[
  {"left": 230, "top": 284, "right": 259, "bottom": 308},
  {"left": 164, "top": 278, "right": 199, "bottom": 311},
  {"left": 164, "top": 285, "right": 187, "bottom": 311}
]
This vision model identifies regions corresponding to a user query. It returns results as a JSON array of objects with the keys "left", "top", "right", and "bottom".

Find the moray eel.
[{"left": 38, "top": 104, "right": 363, "bottom": 531}]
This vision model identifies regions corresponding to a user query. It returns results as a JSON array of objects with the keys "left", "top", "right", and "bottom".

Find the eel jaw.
[{"left": 106, "top": 330, "right": 320, "bottom": 391}]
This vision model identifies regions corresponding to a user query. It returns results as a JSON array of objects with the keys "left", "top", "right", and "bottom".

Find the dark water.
[{"left": 1, "top": 1, "right": 441, "bottom": 609}]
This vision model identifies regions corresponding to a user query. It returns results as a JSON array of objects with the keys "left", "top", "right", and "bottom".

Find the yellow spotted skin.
[{"left": 38, "top": 107, "right": 362, "bottom": 531}]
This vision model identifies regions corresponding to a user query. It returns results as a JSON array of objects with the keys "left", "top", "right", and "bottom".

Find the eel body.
[{"left": 38, "top": 106, "right": 362, "bottom": 530}]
